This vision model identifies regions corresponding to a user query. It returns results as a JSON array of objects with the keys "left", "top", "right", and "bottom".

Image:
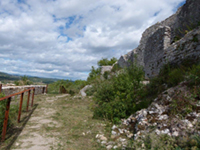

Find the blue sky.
[{"left": 0, "top": 0, "right": 186, "bottom": 80}]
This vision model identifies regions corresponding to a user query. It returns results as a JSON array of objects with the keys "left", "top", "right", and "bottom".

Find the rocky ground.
[{"left": 96, "top": 82, "right": 200, "bottom": 149}]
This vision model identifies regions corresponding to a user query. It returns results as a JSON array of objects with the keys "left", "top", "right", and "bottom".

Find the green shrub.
[
  {"left": 187, "top": 63, "right": 200, "bottom": 86},
  {"left": 87, "top": 66, "right": 101, "bottom": 83},
  {"left": 97, "top": 57, "right": 117, "bottom": 66},
  {"left": 93, "top": 64, "right": 145, "bottom": 123},
  {"left": 128, "top": 133, "right": 200, "bottom": 150},
  {"left": 48, "top": 79, "right": 87, "bottom": 95},
  {"left": 111, "top": 63, "right": 121, "bottom": 73},
  {"left": 167, "top": 68, "right": 184, "bottom": 87}
]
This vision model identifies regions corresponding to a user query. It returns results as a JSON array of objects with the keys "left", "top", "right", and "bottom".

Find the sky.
[{"left": 0, "top": 0, "right": 186, "bottom": 80}]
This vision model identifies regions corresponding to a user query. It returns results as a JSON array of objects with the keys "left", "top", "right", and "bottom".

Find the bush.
[
  {"left": 48, "top": 79, "right": 87, "bottom": 95},
  {"left": 129, "top": 133, "right": 200, "bottom": 150},
  {"left": 97, "top": 57, "right": 117, "bottom": 66},
  {"left": 93, "top": 64, "right": 145, "bottom": 123}
]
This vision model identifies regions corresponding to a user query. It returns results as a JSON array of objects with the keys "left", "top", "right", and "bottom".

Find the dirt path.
[{"left": 9, "top": 94, "right": 110, "bottom": 150}]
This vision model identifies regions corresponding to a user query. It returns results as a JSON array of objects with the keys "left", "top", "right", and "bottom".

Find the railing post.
[
  {"left": 46, "top": 84, "right": 48, "bottom": 94},
  {"left": 26, "top": 90, "right": 31, "bottom": 112},
  {"left": 1, "top": 97, "right": 11, "bottom": 142},
  {"left": 42, "top": 87, "right": 45, "bottom": 94},
  {"left": 0, "top": 84, "right": 2, "bottom": 94},
  {"left": 31, "top": 88, "right": 35, "bottom": 107},
  {"left": 18, "top": 93, "right": 24, "bottom": 123}
]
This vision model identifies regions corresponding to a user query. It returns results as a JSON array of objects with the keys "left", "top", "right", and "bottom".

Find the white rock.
[
  {"left": 182, "top": 119, "right": 193, "bottom": 128},
  {"left": 112, "top": 131, "right": 117, "bottom": 135},
  {"left": 100, "top": 136, "right": 107, "bottom": 141},
  {"left": 155, "top": 129, "right": 161, "bottom": 135},
  {"left": 158, "top": 114, "right": 168, "bottom": 120},
  {"left": 142, "top": 143, "right": 145, "bottom": 148},
  {"left": 106, "top": 145, "right": 113, "bottom": 149},
  {"left": 172, "top": 131, "right": 179, "bottom": 136},
  {"left": 149, "top": 111, "right": 156, "bottom": 114},
  {"left": 166, "top": 95, "right": 172, "bottom": 101},
  {"left": 96, "top": 134, "right": 99, "bottom": 138},
  {"left": 113, "top": 145, "right": 118, "bottom": 149},
  {"left": 127, "top": 133, "right": 133, "bottom": 138},
  {"left": 161, "top": 129, "right": 170, "bottom": 134},
  {"left": 15, "top": 143, "right": 19, "bottom": 146},
  {"left": 153, "top": 122, "right": 157, "bottom": 126},
  {"left": 101, "top": 141, "right": 107, "bottom": 145},
  {"left": 112, "top": 125, "right": 117, "bottom": 130},
  {"left": 118, "top": 137, "right": 126, "bottom": 142},
  {"left": 118, "top": 128, "right": 123, "bottom": 134},
  {"left": 124, "top": 129, "right": 129, "bottom": 134}
]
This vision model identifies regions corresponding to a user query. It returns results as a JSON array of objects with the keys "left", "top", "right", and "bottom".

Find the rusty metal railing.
[{"left": 0, "top": 85, "right": 35, "bottom": 142}]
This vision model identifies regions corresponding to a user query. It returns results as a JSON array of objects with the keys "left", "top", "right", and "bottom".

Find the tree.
[{"left": 97, "top": 57, "right": 117, "bottom": 66}]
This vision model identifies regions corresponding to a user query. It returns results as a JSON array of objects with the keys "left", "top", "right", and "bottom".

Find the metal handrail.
[{"left": 0, "top": 85, "right": 35, "bottom": 142}]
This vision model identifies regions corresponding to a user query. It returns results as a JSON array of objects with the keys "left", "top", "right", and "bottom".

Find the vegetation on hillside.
[
  {"left": 0, "top": 72, "right": 58, "bottom": 84},
  {"left": 97, "top": 57, "right": 117, "bottom": 66},
  {"left": 87, "top": 57, "right": 117, "bottom": 83},
  {"left": 86, "top": 58, "right": 200, "bottom": 149},
  {"left": 47, "top": 79, "right": 87, "bottom": 95},
  {"left": 14, "top": 75, "right": 33, "bottom": 86},
  {"left": 91, "top": 64, "right": 145, "bottom": 123}
]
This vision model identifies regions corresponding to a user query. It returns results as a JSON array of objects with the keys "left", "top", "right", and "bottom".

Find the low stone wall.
[{"left": 1, "top": 85, "right": 47, "bottom": 96}]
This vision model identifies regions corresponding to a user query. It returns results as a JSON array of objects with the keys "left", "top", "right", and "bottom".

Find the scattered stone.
[
  {"left": 111, "top": 131, "right": 117, "bottom": 135},
  {"left": 113, "top": 145, "right": 118, "bottom": 149},
  {"left": 112, "top": 125, "right": 117, "bottom": 130},
  {"left": 106, "top": 145, "right": 113, "bottom": 149},
  {"left": 100, "top": 135, "right": 107, "bottom": 141}
]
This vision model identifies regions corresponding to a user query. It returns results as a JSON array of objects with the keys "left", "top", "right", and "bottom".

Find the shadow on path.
[{"left": 0, "top": 104, "right": 38, "bottom": 150}]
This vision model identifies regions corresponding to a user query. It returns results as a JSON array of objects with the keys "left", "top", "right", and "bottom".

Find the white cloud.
[{"left": 0, "top": 0, "right": 186, "bottom": 80}]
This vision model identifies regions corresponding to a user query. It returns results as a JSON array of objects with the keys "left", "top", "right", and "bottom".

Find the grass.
[
  {"left": 45, "top": 95, "right": 112, "bottom": 150},
  {"left": 0, "top": 93, "right": 41, "bottom": 149},
  {"left": 0, "top": 93, "right": 112, "bottom": 150}
]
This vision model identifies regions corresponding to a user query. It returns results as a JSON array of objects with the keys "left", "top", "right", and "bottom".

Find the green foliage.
[
  {"left": 128, "top": 133, "right": 200, "bottom": 150},
  {"left": 173, "top": 21, "right": 200, "bottom": 43},
  {"left": 48, "top": 79, "right": 86, "bottom": 95},
  {"left": 0, "top": 93, "right": 6, "bottom": 133},
  {"left": 92, "top": 64, "right": 144, "bottom": 123},
  {"left": 103, "top": 71, "right": 110, "bottom": 79},
  {"left": 14, "top": 75, "right": 33, "bottom": 85},
  {"left": 111, "top": 64, "right": 121, "bottom": 73},
  {"left": 87, "top": 66, "right": 101, "bottom": 83},
  {"left": 91, "top": 58, "right": 200, "bottom": 123},
  {"left": 97, "top": 57, "right": 117, "bottom": 66},
  {"left": 145, "top": 61, "right": 200, "bottom": 97}
]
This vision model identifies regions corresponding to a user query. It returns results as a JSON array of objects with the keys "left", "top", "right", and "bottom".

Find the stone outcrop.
[
  {"left": 117, "top": 0, "right": 200, "bottom": 78},
  {"left": 97, "top": 82, "right": 200, "bottom": 149},
  {"left": 122, "top": 82, "right": 200, "bottom": 139},
  {"left": 100, "top": 66, "right": 113, "bottom": 75},
  {"left": 80, "top": 85, "right": 92, "bottom": 97}
]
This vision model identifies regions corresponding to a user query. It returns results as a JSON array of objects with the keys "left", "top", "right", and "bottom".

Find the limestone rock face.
[
  {"left": 80, "top": 85, "right": 92, "bottom": 97},
  {"left": 100, "top": 66, "right": 113, "bottom": 75},
  {"left": 117, "top": 0, "right": 200, "bottom": 78}
]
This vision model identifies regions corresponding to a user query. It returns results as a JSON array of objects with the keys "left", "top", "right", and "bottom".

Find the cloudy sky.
[{"left": 0, "top": 0, "right": 186, "bottom": 80}]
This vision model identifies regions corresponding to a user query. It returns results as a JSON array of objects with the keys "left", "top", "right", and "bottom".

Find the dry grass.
[{"left": 1, "top": 94, "right": 112, "bottom": 150}]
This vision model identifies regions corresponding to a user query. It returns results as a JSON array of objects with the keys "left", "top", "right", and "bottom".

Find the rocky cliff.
[{"left": 117, "top": 0, "right": 200, "bottom": 78}]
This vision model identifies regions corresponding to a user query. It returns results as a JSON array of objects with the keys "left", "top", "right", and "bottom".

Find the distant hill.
[{"left": 0, "top": 72, "right": 58, "bottom": 84}]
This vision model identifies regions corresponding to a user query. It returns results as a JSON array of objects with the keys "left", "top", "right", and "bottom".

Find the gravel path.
[{"left": 11, "top": 94, "right": 68, "bottom": 150}]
